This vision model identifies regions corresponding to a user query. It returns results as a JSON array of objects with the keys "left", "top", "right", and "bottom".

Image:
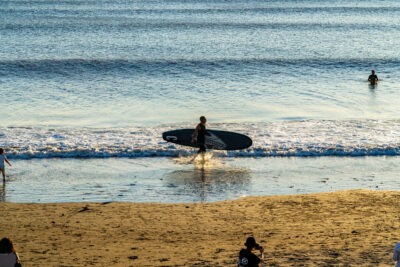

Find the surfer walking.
[
  {"left": 191, "top": 116, "right": 207, "bottom": 154},
  {"left": 368, "top": 70, "right": 378, "bottom": 85}
]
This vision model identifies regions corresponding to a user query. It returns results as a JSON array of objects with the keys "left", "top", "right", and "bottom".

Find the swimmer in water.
[{"left": 368, "top": 70, "right": 378, "bottom": 85}]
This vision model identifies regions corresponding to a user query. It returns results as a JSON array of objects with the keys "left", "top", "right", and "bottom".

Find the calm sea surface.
[{"left": 2, "top": 0, "right": 400, "bottom": 202}]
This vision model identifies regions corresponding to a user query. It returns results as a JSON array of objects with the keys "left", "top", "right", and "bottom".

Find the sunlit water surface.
[{"left": 2, "top": 0, "right": 400, "bottom": 202}]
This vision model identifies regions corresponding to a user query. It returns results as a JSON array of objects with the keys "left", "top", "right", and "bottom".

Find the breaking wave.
[{"left": 2, "top": 120, "right": 400, "bottom": 159}]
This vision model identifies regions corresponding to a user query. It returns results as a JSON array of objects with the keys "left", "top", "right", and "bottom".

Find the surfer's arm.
[
  {"left": 191, "top": 125, "right": 200, "bottom": 143},
  {"left": 5, "top": 157, "right": 11, "bottom": 166}
]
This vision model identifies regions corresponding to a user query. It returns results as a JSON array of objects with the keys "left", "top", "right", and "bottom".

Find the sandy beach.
[{"left": 1, "top": 189, "right": 399, "bottom": 266}]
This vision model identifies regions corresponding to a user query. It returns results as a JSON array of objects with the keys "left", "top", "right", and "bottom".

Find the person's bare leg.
[
  {"left": 201, "top": 151, "right": 205, "bottom": 165},
  {"left": 1, "top": 170, "right": 5, "bottom": 182}
]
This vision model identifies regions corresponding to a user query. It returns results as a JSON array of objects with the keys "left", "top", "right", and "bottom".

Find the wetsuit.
[
  {"left": 197, "top": 123, "right": 206, "bottom": 153},
  {"left": 368, "top": 74, "right": 378, "bottom": 85}
]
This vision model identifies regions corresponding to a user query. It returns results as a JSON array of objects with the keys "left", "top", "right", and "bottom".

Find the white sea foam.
[{"left": 1, "top": 120, "right": 400, "bottom": 159}]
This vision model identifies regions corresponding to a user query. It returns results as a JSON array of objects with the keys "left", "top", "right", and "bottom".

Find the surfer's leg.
[
  {"left": 197, "top": 144, "right": 206, "bottom": 154},
  {"left": 1, "top": 169, "right": 5, "bottom": 182},
  {"left": 200, "top": 145, "right": 206, "bottom": 164}
]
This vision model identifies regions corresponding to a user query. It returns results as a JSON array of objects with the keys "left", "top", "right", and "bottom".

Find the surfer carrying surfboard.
[
  {"left": 191, "top": 116, "right": 207, "bottom": 153},
  {"left": 368, "top": 70, "right": 378, "bottom": 85}
]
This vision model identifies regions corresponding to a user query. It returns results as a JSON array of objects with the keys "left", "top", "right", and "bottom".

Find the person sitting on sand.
[
  {"left": 191, "top": 116, "right": 207, "bottom": 154},
  {"left": 0, "top": 237, "right": 21, "bottom": 267},
  {"left": 238, "top": 237, "right": 264, "bottom": 267},
  {"left": 0, "top": 148, "right": 12, "bottom": 182},
  {"left": 368, "top": 70, "right": 378, "bottom": 85}
]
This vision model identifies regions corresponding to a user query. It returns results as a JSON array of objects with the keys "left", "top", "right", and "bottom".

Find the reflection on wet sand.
[
  {"left": 0, "top": 183, "right": 5, "bottom": 202},
  {"left": 165, "top": 154, "right": 251, "bottom": 202},
  {"left": 369, "top": 84, "right": 377, "bottom": 94}
]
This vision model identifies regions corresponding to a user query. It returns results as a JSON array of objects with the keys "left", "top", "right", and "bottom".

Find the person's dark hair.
[
  {"left": 0, "top": 237, "right": 17, "bottom": 254},
  {"left": 200, "top": 116, "right": 206, "bottom": 121},
  {"left": 0, "top": 148, "right": 4, "bottom": 155}
]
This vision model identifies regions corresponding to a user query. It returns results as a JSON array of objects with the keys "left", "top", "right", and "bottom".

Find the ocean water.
[{"left": 2, "top": 0, "right": 400, "bottom": 202}]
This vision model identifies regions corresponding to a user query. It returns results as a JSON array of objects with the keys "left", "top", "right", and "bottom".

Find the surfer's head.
[
  {"left": 200, "top": 116, "right": 206, "bottom": 124},
  {"left": 371, "top": 70, "right": 375, "bottom": 75},
  {"left": 0, "top": 148, "right": 3, "bottom": 155}
]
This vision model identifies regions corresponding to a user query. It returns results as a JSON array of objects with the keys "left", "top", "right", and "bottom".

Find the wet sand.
[{"left": 1, "top": 189, "right": 399, "bottom": 266}]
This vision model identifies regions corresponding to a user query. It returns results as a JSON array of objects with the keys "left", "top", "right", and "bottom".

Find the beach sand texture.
[{"left": 1, "top": 189, "right": 399, "bottom": 266}]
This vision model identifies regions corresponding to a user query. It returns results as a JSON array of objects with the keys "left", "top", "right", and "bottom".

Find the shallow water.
[{"left": 2, "top": 156, "right": 400, "bottom": 203}]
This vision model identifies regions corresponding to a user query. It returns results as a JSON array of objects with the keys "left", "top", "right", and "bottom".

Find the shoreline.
[
  {"left": 1, "top": 189, "right": 399, "bottom": 266},
  {"left": 4, "top": 156, "right": 400, "bottom": 204}
]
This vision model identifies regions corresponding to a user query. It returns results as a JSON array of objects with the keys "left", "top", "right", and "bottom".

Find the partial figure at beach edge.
[
  {"left": 393, "top": 242, "right": 400, "bottom": 267},
  {"left": 0, "top": 148, "right": 12, "bottom": 183},
  {"left": 0, "top": 237, "right": 22, "bottom": 267}
]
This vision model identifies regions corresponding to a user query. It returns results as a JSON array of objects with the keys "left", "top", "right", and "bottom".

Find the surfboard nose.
[{"left": 165, "top": 136, "right": 178, "bottom": 141}]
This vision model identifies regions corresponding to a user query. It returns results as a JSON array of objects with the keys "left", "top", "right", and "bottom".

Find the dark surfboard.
[{"left": 162, "top": 129, "right": 252, "bottom": 150}]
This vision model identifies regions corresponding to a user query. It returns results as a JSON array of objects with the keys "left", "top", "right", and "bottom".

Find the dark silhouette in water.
[{"left": 368, "top": 70, "right": 378, "bottom": 85}]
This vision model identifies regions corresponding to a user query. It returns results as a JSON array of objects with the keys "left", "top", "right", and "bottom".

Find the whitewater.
[{"left": 2, "top": 120, "right": 400, "bottom": 159}]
